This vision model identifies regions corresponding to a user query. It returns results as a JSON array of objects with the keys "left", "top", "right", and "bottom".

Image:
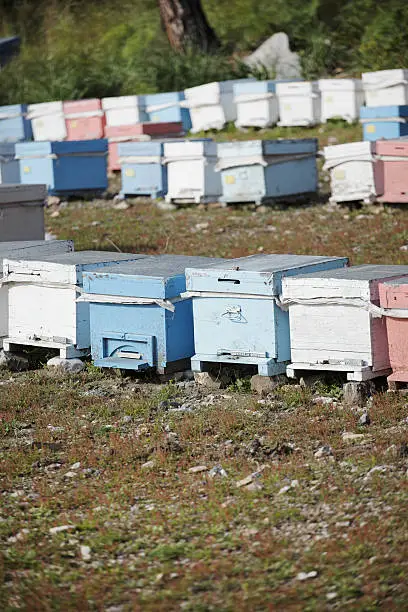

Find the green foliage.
[{"left": 0, "top": 0, "right": 407, "bottom": 104}]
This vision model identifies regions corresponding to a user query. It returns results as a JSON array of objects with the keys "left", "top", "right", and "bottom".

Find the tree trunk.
[{"left": 158, "top": 0, "right": 220, "bottom": 53}]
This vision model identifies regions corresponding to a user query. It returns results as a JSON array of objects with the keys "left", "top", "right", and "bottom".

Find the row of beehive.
[
  {"left": 324, "top": 139, "right": 408, "bottom": 204},
  {"left": 1, "top": 242, "right": 408, "bottom": 387},
  {"left": 2, "top": 69, "right": 408, "bottom": 143},
  {"left": 0, "top": 138, "right": 319, "bottom": 203}
]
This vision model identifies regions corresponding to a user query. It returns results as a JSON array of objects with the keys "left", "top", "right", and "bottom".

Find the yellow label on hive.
[
  {"left": 23, "top": 166, "right": 31, "bottom": 174},
  {"left": 70, "top": 120, "right": 78, "bottom": 128},
  {"left": 152, "top": 114, "right": 159, "bottom": 122},
  {"left": 334, "top": 169, "right": 346, "bottom": 180},
  {"left": 225, "top": 175, "right": 235, "bottom": 185},
  {"left": 125, "top": 168, "right": 136, "bottom": 177},
  {"left": 284, "top": 104, "right": 292, "bottom": 110},
  {"left": 326, "top": 95, "right": 334, "bottom": 103},
  {"left": 366, "top": 125, "right": 376, "bottom": 133}
]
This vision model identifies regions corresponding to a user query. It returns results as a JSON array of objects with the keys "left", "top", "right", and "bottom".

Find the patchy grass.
[{"left": 2, "top": 122, "right": 408, "bottom": 609}]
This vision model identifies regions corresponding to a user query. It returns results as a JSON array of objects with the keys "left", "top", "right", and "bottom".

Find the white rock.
[
  {"left": 326, "top": 592, "right": 337, "bottom": 601},
  {"left": 47, "top": 356, "right": 85, "bottom": 373},
  {"left": 64, "top": 471, "right": 77, "bottom": 478},
  {"left": 244, "top": 32, "right": 302, "bottom": 79},
  {"left": 188, "top": 465, "right": 208, "bottom": 473},
  {"left": 71, "top": 462, "right": 81, "bottom": 470},
  {"left": 314, "top": 445, "right": 333, "bottom": 458},
  {"left": 80, "top": 545, "right": 91, "bottom": 561},
  {"left": 342, "top": 432, "right": 371, "bottom": 443},
  {"left": 141, "top": 460, "right": 155, "bottom": 470},
  {"left": 49, "top": 525, "right": 75, "bottom": 535},
  {"left": 296, "top": 570, "right": 318, "bottom": 581}
]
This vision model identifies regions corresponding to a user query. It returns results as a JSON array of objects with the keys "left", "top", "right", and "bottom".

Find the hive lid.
[
  {"left": 360, "top": 105, "right": 408, "bottom": 119},
  {"left": 145, "top": 92, "right": 184, "bottom": 106},
  {"left": 63, "top": 99, "right": 102, "bottom": 113},
  {"left": 15, "top": 139, "right": 108, "bottom": 156},
  {"left": 276, "top": 81, "right": 319, "bottom": 95},
  {"left": 83, "top": 255, "right": 226, "bottom": 299},
  {"left": 233, "top": 80, "right": 277, "bottom": 96},
  {"left": 376, "top": 139, "right": 408, "bottom": 156},
  {"left": 318, "top": 78, "right": 363, "bottom": 91},
  {"left": 27, "top": 101, "right": 64, "bottom": 117},
  {"left": 324, "top": 140, "right": 375, "bottom": 161},
  {"left": 163, "top": 139, "right": 216, "bottom": 160},
  {"left": 0, "top": 104, "right": 27, "bottom": 118},
  {"left": 217, "top": 138, "right": 318, "bottom": 159},
  {"left": 382, "top": 277, "right": 408, "bottom": 287},
  {"left": 186, "top": 254, "right": 348, "bottom": 296},
  {"left": 0, "top": 184, "right": 47, "bottom": 204},
  {"left": 362, "top": 69, "right": 408, "bottom": 87},
  {"left": 117, "top": 141, "right": 165, "bottom": 157},
  {"left": 287, "top": 264, "right": 408, "bottom": 282},
  {"left": 0, "top": 239, "right": 73, "bottom": 259},
  {"left": 101, "top": 95, "right": 145, "bottom": 110}
]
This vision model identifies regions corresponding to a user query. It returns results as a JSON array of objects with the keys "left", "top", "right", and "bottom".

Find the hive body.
[
  {"left": 0, "top": 104, "right": 32, "bottom": 142},
  {"left": 0, "top": 143, "right": 20, "bottom": 184},
  {"left": 318, "top": 79, "right": 364, "bottom": 123},
  {"left": 360, "top": 105, "right": 408, "bottom": 141},
  {"left": 362, "top": 69, "right": 408, "bottom": 107},
  {"left": 145, "top": 92, "right": 192, "bottom": 132},
  {"left": 27, "top": 102, "right": 66, "bottom": 142},
  {"left": 276, "top": 81, "right": 321, "bottom": 126},
  {"left": 63, "top": 99, "right": 105, "bottom": 141},
  {"left": 119, "top": 141, "right": 167, "bottom": 198},
  {"left": 379, "top": 278, "right": 408, "bottom": 384}
]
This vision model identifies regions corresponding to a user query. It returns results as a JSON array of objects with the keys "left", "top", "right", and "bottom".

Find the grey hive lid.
[
  {"left": 0, "top": 184, "right": 47, "bottom": 204},
  {"left": 294, "top": 264, "right": 408, "bottom": 281},
  {"left": 7, "top": 250, "right": 146, "bottom": 265},
  {"left": 200, "top": 253, "right": 344, "bottom": 273},
  {"left": 97, "top": 254, "right": 226, "bottom": 278}
]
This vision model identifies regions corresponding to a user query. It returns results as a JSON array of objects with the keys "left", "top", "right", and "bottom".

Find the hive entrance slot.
[{"left": 218, "top": 278, "right": 240, "bottom": 284}]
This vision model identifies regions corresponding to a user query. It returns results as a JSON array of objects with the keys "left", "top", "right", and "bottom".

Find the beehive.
[
  {"left": 186, "top": 254, "right": 348, "bottom": 377},
  {"left": 379, "top": 278, "right": 408, "bottom": 386},
  {"left": 283, "top": 265, "right": 408, "bottom": 382},
  {"left": 233, "top": 80, "right": 279, "bottom": 128},
  {"left": 15, "top": 140, "right": 108, "bottom": 196},
  {"left": 105, "top": 123, "right": 183, "bottom": 172},
  {"left": 217, "top": 139, "right": 318, "bottom": 205},
  {"left": 63, "top": 99, "right": 105, "bottom": 141},
  {"left": 0, "top": 239, "right": 74, "bottom": 345},
  {"left": 119, "top": 141, "right": 167, "bottom": 199},
  {"left": 0, "top": 143, "right": 20, "bottom": 184},
  {"left": 362, "top": 69, "right": 408, "bottom": 107},
  {"left": 360, "top": 105, "right": 408, "bottom": 141},
  {"left": 145, "top": 92, "right": 192, "bottom": 132},
  {"left": 0, "top": 184, "right": 46, "bottom": 241},
  {"left": 276, "top": 81, "right": 321, "bottom": 126},
  {"left": 0, "top": 104, "right": 32, "bottom": 142},
  {"left": 163, "top": 140, "right": 221, "bottom": 205},
  {"left": 183, "top": 79, "right": 255, "bottom": 133},
  {"left": 3, "top": 251, "right": 146, "bottom": 358},
  {"left": 101, "top": 96, "right": 147, "bottom": 127},
  {"left": 323, "top": 141, "right": 383, "bottom": 204},
  {"left": 318, "top": 79, "right": 364, "bottom": 123},
  {"left": 82, "top": 255, "right": 224, "bottom": 373},
  {"left": 27, "top": 101, "right": 66, "bottom": 142},
  {"left": 376, "top": 139, "right": 408, "bottom": 203}
]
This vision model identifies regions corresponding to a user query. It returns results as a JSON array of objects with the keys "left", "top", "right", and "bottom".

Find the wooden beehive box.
[
  {"left": 102, "top": 96, "right": 147, "bottom": 127},
  {"left": 379, "top": 278, "right": 408, "bottom": 385},
  {"left": 323, "top": 141, "right": 383, "bottom": 204},
  {"left": 0, "top": 104, "right": 32, "bottom": 142},
  {"left": 118, "top": 141, "right": 167, "bottom": 199},
  {"left": 145, "top": 92, "right": 192, "bottom": 132},
  {"left": 0, "top": 239, "right": 73, "bottom": 343},
  {"left": 163, "top": 139, "right": 221, "bottom": 205},
  {"left": 233, "top": 80, "right": 279, "bottom": 129},
  {"left": 276, "top": 81, "right": 321, "bottom": 127},
  {"left": 82, "top": 254, "right": 224, "bottom": 373},
  {"left": 27, "top": 101, "right": 66, "bottom": 142},
  {"left": 283, "top": 265, "right": 408, "bottom": 381},
  {"left": 0, "top": 184, "right": 47, "bottom": 241},
  {"left": 217, "top": 138, "right": 318, "bottom": 205},
  {"left": 0, "top": 143, "right": 20, "bottom": 184},
  {"left": 360, "top": 105, "right": 408, "bottom": 141},
  {"left": 376, "top": 139, "right": 408, "bottom": 203},
  {"left": 3, "top": 251, "right": 145, "bottom": 358},
  {"left": 318, "top": 78, "right": 364, "bottom": 123},
  {"left": 63, "top": 99, "right": 105, "bottom": 141},
  {"left": 15, "top": 140, "right": 108, "bottom": 196},
  {"left": 186, "top": 254, "right": 348, "bottom": 377},
  {"left": 362, "top": 69, "right": 408, "bottom": 107}
]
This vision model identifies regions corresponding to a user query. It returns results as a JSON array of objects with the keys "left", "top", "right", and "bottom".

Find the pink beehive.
[
  {"left": 104, "top": 122, "right": 183, "bottom": 172},
  {"left": 63, "top": 99, "right": 105, "bottom": 141},
  {"left": 379, "top": 278, "right": 408, "bottom": 387},
  {"left": 376, "top": 139, "right": 408, "bottom": 203}
]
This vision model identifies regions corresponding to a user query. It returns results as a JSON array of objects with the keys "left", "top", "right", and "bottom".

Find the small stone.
[
  {"left": 0, "top": 350, "right": 29, "bottom": 372},
  {"left": 156, "top": 200, "right": 177, "bottom": 211},
  {"left": 195, "top": 222, "right": 209, "bottom": 230},
  {"left": 64, "top": 471, "right": 77, "bottom": 479},
  {"left": 71, "top": 462, "right": 81, "bottom": 470},
  {"left": 47, "top": 196, "right": 61, "bottom": 206},
  {"left": 188, "top": 465, "right": 208, "bottom": 473},
  {"left": 47, "top": 357, "right": 85, "bottom": 373},
  {"left": 326, "top": 592, "right": 337, "bottom": 601},
  {"left": 313, "top": 396, "right": 335, "bottom": 405},
  {"left": 250, "top": 374, "right": 286, "bottom": 396},
  {"left": 342, "top": 432, "right": 371, "bottom": 443},
  {"left": 299, "top": 374, "right": 321, "bottom": 389},
  {"left": 359, "top": 412, "right": 371, "bottom": 426},
  {"left": 49, "top": 525, "right": 75, "bottom": 535},
  {"left": 236, "top": 475, "right": 254, "bottom": 488},
  {"left": 80, "top": 545, "right": 91, "bottom": 561},
  {"left": 278, "top": 485, "right": 292, "bottom": 495},
  {"left": 141, "top": 460, "right": 155, "bottom": 470},
  {"left": 114, "top": 201, "right": 130, "bottom": 210},
  {"left": 314, "top": 445, "right": 333, "bottom": 459},
  {"left": 208, "top": 465, "right": 227, "bottom": 478},
  {"left": 245, "top": 481, "right": 264, "bottom": 492},
  {"left": 296, "top": 570, "right": 318, "bottom": 581},
  {"left": 121, "top": 415, "right": 133, "bottom": 424},
  {"left": 194, "top": 371, "right": 222, "bottom": 390},
  {"left": 343, "top": 382, "right": 368, "bottom": 407}
]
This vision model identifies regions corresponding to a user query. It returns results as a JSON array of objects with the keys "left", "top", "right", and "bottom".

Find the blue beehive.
[
  {"left": 360, "top": 105, "right": 408, "bottom": 141},
  {"left": 0, "top": 143, "right": 20, "bottom": 184},
  {"left": 82, "top": 255, "right": 224, "bottom": 373},
  {"left": 0, "top": 104, "right": 32, "bottom": 142},
  {"left": 217, "top": 139, "right": 318, "bottom": 205},
  {"left": 145, "top": 92, "right": 192, "bottom": 132},
  {"left": 15, "top": 140, "right": 108, "bottom": 196},
  {"left": 118, "top": 141, "right": 167, "bottom": 198},
  {"left": 186, "top": 254, "right": 348, "bottom": 377}
]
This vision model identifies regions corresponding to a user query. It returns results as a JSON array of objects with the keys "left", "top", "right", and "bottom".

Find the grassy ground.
[{"left": 1, "top": 122, "right": 408, "bottom": 610}]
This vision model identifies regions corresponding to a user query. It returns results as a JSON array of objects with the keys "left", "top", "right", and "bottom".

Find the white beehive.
[
  {"left": 101, "top": 96, "right": 147, "bottom": 127},
  {"left": 163, "top": 140, "right": 221, "bottom": 204},
  {"left": 0, "top": 184, "right": 47, "bottom": 241},
  {"left": 27, "top": 101, "right": 67, "bottom": 141},
  {"left": 3, "top": 251, "right": 146, "bottom": 358},
  {"left": 276, "top": 81, "right": 321, "bottom": 126},
  {"left": 283, "top": 265, "right": 408, "bottom": 381},
  {"left": 183, "top": 80, "right": 255, "bottom": 132},
  {"left": 318, "top": 79, "right": 365, "bottom": 123},
  {"left": 323, "top": 141, "right": 382, "bottom": 204},
  {"left": 362, "top": 69, "right": 408, "bottom": 107},
  {"left": 0, "top": 239, "right": 74, "bottom": 344}
]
